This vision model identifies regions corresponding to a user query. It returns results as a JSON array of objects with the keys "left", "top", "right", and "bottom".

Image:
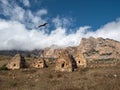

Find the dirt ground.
[{"left": 0, "top": 55, "right": 120, "bottom": 90}]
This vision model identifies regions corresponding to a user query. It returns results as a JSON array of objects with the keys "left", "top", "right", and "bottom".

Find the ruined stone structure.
[
  {"left": 6, "top": 54, "right": 26, "bottom": 70},
  {"left": 55, "top": 50, "right": 77, "bottom": 72},
  {"left": 31, "top": 58, "right": 47, "bottom": 68}
]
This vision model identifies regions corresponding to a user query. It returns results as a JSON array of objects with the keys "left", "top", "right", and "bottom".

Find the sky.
[{"left": 0, "top": 0, "right": 120, "bottom": 50}]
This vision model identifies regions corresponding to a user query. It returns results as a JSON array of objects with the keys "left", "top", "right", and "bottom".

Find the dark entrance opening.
[
  {"left": 13, "top": 64, "right": 16, "bottom": 67},
  {"left": 61, "top": 63, "right": 65, "bottom": 68}
]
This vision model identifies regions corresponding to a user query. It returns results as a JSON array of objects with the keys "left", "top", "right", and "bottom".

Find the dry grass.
[
  {"left": 0, "top": 55, "right": 12, "bottom": 67},
  {"left": 0, "top": 55, "right": 120, "bottom": 90}
]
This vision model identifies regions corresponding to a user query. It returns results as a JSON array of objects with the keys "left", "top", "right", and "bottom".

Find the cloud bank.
[{"left": 0, "top": 0, "right": 120, "bottom": 50}]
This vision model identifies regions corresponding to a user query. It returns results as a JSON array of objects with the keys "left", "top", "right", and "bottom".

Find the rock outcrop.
[
  {"left": 6, "top": 54, "right": 26, "bottom": 70},
  {"left": 77, "top": 37, "right": 120, "bottom": 66},
  {"left": 43, "top": 45, "right": 61, "bottom": 58},
  {"left": 42, "top": 45, "right": 77, "bottom": 59},
  {"left": 55, "top": 49, "right": 77, "bottom": 72},
  {"left": 31, "top": 58, "right": 47, "bottom": 68}
]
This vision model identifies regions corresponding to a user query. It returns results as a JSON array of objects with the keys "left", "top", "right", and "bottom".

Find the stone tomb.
[
  {"left": 7, "top": 54, "right": 26, "bottom": 70},
  {"left": 55, "top": 50, "right": 77, "bottom": 72},
  {"left": 31, "top": 58, "right": 47, "bottom": 68}
]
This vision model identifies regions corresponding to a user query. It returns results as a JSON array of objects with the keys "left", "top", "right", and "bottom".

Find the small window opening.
[
  {"left": 13, "top": 64, "right": 16, "bottom": 67},
  {"left": 38, "top": 65, "right": 40, "bottom": 67},
  {"left": 61, "top": 63, "right": 65, "bottom": 68},
  {"left": 78, "top": 61, "right": 80, "bottom": 64},
  {"left": 39, "top": 62, "right": 42, "bottom": 63}
]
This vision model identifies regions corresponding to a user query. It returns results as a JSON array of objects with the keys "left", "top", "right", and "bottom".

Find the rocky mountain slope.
[{"left": 78, "top": 37, "right": 120, "bottom": 61}]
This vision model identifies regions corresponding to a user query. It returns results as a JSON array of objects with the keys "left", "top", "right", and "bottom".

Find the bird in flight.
[{"left": 38, "top": 23, "right": 48, "bottom": 28}]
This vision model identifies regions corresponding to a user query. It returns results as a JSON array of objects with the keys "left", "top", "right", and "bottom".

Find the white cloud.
[
  {"left": 0, "top": 0, "right": 47, "bottom": 29},
  {"left": 84, "top": 19, "right": 120, "bottom": 40},
  {"left": 1, "top": 18, "right": 120, "bottom": 50},
  {"left": 36, "top": 9, "right": 48, "bottom": 16},
  {"left": 0, "top": 0, "right": 120, "bottom": 50},
  {"left": 20, "top": 0, "right": 30, "bottom": 7},
  {"left": 52, "top": 16, "right": 72, "bottom": 28},
  {"left": 0, "top": 0, "right": 8, "bottom": 5},
  {"left": 0, "top": 1, "right": 25, "bottom": 21},
  {"left": 0, "top": 18, "right": 90, "bottom": 50}
]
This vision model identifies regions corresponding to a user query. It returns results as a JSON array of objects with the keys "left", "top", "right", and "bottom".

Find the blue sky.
[
  {"left": 0, "top": 0, "right": 120, "bottom": 50},
  {"left": 41, "top": 0, "right": 120, "bottom": 30}
]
